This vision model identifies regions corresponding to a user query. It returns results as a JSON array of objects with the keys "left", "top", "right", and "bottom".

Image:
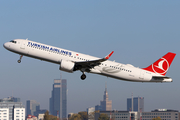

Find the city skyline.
[
  {"left": 1, "top": 0, "right": 180, "bottom": 114},
  {"left": 1, "top": 91, "right": 179, "bottom": 118}
]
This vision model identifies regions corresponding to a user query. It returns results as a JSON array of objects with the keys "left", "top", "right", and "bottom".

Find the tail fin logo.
[
  {"left": 143, "top": 52, "right": 176, "bottom": 76},
  {"left": 152, "top": 58, "right": 169, "bottom": 75}
]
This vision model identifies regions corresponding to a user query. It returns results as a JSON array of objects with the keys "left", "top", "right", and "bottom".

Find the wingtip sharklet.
[{"left": 105, "top": 51, "right": 114, "bottom": 59}]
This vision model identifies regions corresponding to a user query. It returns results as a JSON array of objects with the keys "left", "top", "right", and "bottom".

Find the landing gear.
[
  {"left": 17, "top": 60, "right": 21, "bottom": 63},
  {"left": 81, "top": 74, "right": 86, "bottom": 80},
  {"left": 17, "top": 55, "right": 23, "bottom": 63}
]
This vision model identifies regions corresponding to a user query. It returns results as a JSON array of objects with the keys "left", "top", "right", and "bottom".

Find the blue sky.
[{"left": 0, "top": 0, "right": 180, "bottom": 114}]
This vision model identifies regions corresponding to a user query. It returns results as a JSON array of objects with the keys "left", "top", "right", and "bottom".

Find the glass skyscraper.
[
  {"left": 127, "top": 97, "right": 144, "bottom": 112},
  {"left": 49, "top": 79, "right": 67, "bottom": 119},
  {"left": 26, "top": 100, "right": 40, "bottom": 116}
]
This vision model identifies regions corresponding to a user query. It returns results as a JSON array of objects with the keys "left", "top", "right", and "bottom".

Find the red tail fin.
[{"left": 143, "top": 52, "right": 176, "bottom": 76}]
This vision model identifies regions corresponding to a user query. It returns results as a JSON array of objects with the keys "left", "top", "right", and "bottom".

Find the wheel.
[
  {"left": 17, "top": 60, "right": 21, "bottom": 63},
  {"left": 81, "top": 74, "right": 86, "bottom": 80}
]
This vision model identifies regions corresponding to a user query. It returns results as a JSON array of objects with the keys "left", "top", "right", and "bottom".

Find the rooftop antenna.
[{"left": 105, "top": 81, "right": 107, "bottom": 91}]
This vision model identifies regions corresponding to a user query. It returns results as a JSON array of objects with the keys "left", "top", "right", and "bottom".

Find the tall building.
[
  {"left": 127, "top": 97, "right": 144, "bottom": 112},
  {"left": 0, "top": 108, "right": 9, "bottom": 120},
  {"left": 49, "top": 79, "right": 67, "bottom": 119},
  {"left": 100, "top": 84, "right": 112, "bottom": 111},
  {"left": 0, "top": 97, "right": 25, "bottom": 120},
  {"left": 26, "top": 100, "right": 40, "bottom": 116},
  {"left": 13, "top": 107, "right": 25, "bottom": 120},
  {"left": 95, "top": 105, "right": 102, "bottom": 111},
  {"left": 12, "top": 97, "right": 20, "bottom": 102},
  {"left": 142, "top": 109, "right": 179, "bottom": 120}
]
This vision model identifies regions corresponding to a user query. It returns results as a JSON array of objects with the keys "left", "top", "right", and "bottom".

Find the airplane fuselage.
[{"left": 3, "top": 39, "right": 174, "bottom": 83}]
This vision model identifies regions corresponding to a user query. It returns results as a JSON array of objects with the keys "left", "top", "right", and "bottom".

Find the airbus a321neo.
[{"left": 3, "top": 39, "right": 176, "bottom": 83}]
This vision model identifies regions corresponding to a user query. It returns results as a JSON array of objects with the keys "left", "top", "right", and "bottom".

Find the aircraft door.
[
  {"left": 19, "top": 41, "right": 28, "bottom": 55},
  {"left": 139, "top": 70, "right": 145, "bottom": 79},
  {"left": 20, "top": 41, "right": 25, "bottom": 49}
]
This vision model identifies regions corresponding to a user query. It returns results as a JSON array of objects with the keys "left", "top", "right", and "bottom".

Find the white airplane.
[{"left": 3, "top": 39, "right": 176, "bottom": 82}]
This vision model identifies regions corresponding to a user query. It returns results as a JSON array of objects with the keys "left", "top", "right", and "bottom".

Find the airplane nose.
[{"left": 3, "top": 42, "right": 8, "bottom": 49}]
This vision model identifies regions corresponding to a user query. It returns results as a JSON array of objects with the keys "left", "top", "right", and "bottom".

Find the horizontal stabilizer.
[{"left": 152, "top": 76, "right": 170, "bottom": 80}]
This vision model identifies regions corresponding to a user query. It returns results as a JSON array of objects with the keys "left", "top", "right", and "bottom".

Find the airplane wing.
[{"left": 75, "top": 51, "right": 114, "bottom": 69}]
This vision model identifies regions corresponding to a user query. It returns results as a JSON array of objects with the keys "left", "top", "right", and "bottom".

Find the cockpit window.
[{"left": 10, "top": 40, "right": 17, "bottom": 44}]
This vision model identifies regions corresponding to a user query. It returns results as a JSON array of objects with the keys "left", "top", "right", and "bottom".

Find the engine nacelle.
[{"left": 59, "top": 60, "right": 75, "bottom": 73}]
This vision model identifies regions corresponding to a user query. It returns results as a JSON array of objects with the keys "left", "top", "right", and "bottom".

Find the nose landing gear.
[
  {"left": 81, "top": 73, "right": 86, "bottom": 80},
  {"left": 17, "top": 55, "right": 23, "bottom": 63}
]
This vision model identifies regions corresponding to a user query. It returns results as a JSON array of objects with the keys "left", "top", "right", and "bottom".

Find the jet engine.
[{"left": 59, "top": 60, "right": 75, "bottom": 73}]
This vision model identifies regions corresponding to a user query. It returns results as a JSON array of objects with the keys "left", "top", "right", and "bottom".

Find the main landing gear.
[
  {"left": 81, "top": 73, "right": 86, "bottom": 80},
  {"left": 17, "top": 55, "right": 23, "bottom": 63}
]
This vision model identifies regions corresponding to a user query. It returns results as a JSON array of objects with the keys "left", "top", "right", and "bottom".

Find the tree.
[
  {"left": 152, "top": 116, "right": 161, "bottom": 120},
  {"left": 98, "top": 113, "right": 109, "bottom": 120},
  {"left": 78, "top": 111, "right": 88, "bottom": 120},
  {"left": 44, "top": 111, "right": 50, "bottom": 120},
  {"left": 95, "top": 110, "right": 100, "bottom": 113},
  {"left": 69, "top": 114, "right": 81, "bottom": 120},
  {"left": 44, "top": 111, "right": 58, "bottom": 120},
  {"left": 49, "top": 115, "right": 58, "bottom": 120}
]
